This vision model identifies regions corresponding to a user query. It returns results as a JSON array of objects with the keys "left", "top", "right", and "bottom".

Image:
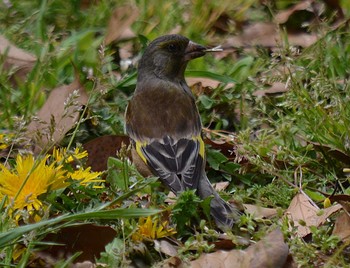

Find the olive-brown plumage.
[{"left": 125, "top": 34, "right": 239, "bottom": 229}]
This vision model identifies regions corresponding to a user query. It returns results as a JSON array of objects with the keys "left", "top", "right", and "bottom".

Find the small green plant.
[{"left": 172, "top": 190, "right": 202, "bottom": 236}]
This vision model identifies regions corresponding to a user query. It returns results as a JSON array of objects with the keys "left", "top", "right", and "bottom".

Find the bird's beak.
[{"left": 184, "top": 41, "right": 206, "bottom": 61}]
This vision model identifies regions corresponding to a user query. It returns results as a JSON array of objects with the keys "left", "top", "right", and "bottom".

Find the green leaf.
[
  {"left": 221, "top": 162, "right": 241, "bottom": 175},
  {"left": 185, "top": 70, "right": 236, "bottom": 83},
  {"left": 0, "top": 208, "right": 160, "bottom": 248},
  {"left": 206, "top": 149, "right": 228, "bottom": 170},
  {"left": 304, "top": 189, "right": 325, "bottom": 202},
  {"left": 198, "top": 95, "right": 215, "bottom": 109}
]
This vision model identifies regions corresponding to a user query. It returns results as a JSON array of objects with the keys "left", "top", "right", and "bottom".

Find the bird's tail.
[{"left": 197, "top": 174, "right": 240, "bottom": 230}]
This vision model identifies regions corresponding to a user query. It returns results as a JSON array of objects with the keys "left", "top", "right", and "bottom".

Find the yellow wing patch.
[
  {"left": 193, "top": 135, "right": 205, "bottom": 159},
  {"left": 135, "top": 141, "right": 148, "bottom": 164}
]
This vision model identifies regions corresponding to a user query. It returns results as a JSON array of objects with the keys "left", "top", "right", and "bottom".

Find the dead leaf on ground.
[
  {"left": 71, "top": 261, "right": 95, "bottom": 268},
  {"left": 329, "top": 194, "right": 350, "bottom": 204},
  {"left": 213, "top": 234, "right": 250, "bottom": 251},
  {"left": 253, "top": 82, "right": 288, "bottom": 97},
  {"left": 186, "top": 77, "right": 234, "bottom": 92},
  {"left": 332, "top": 211, "right": 350, "bottom": 241},
  {"left": 309, "top": 141, "right": 350, "bottom": 165},
  {"left": 154, "top": 239, "right": 178, "bottom": 257},
  {"left": 191, "top": 248, "right": 248, "bottom": 268},
  {"left": 316, "top": 204, "right": 342, "bottom": 226},
  {"left": 0, "top": 35, "right": 36, "bottom": 84},
  {"left": 160, "top": 256, "right": 183, "bottom": 268},
  {"left": 339, "top": 200, "right": 350, "bottom": 215},
  {"left": 104, "top": 5, "right": 138, "bottom": 45},
  {"left": 191, "top": 228, "right": 289, "bottom": 268},
  {"left": 285, "top": 193, "right": 343, "bottom": 237},
  {"left": 213, "top": 181, "right": 230, "bottom": 191},
  {"left": 247, "top": 228, "right": 289, "bottom": 268},
  {"left": 83, "top": 135, "right": 130, "bottom": 172},
  {"left": 285, "top": 192, "right": 319, "bottom": 237},
  {"left": 27, "top": 79, "right": 88, "bottom": 153},
  {"left": 244, "top": 204, "right": 278, "bottom": 219},
  {"left": 225, "top": 22, "right": 318, "bottom": 49},
  {"left": 275, "top": 0, "right": 344, "bottom": 25},
  {"left": 35, "top": 224, "right": 116, "bottom": 264},
  {"left": 274, "top": 0, "right": 315, "bottom": 24}
]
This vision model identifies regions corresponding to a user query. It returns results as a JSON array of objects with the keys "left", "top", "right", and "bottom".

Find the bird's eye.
[{"left": 167, "top": 43, "right": 178, "bottom": 53}]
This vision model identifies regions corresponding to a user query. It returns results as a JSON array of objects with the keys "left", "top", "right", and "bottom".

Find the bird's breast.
[{"left": 126, "top": 82, "right": 202, "bottom": 141}]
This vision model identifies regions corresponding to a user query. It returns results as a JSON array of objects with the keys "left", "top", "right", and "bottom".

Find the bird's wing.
[{"left": 135, "top": 135, "right": 205, "bottom": 194}]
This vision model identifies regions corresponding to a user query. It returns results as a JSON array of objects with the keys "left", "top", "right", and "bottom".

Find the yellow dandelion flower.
[
  {"left": 132, "top": 216, "right": 176, "bottom": 242},
  {"left": 0, "top": 154, "right": 68, "bottom": 214},
  {"left": 0, "top": 133, "right": 11, "bottom": 150},
  {"left": 69, "top": 167, "right": 103, "bottom": 188},
  {"left": 52, "top": 147, "right": 88, "bottom": 163}
]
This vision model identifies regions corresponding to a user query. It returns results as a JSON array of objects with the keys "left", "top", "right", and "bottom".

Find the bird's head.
[{"left": 137, "top": 34, "right": 206, "bottom": 81}]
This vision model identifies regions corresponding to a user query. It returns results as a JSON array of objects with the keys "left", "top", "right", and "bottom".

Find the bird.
[{"left": 125, "top": 34, "right": 239, "bottom": 230}]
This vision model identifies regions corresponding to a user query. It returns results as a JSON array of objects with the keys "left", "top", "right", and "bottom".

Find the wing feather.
[{"left": 138, "top": 136, "right": 205, "bottom": 194}]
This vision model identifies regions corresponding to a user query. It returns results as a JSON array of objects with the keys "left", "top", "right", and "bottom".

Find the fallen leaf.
[
  {"left": 0, "top": 35, "right": 36, "bottom": 84},
  {"left": 213, "top": 181, "right": 230, "bottom": 191},
  {"left": 244, "top": 204, "right": 278, "bottom": 219},
  {"left": 190, "top": 228, "right": 289, "bottom": 268},
  {"left": 186, "top": 77, "right": 234, "bottom": 91},
  {"left": 83, "top": 135, "right": 130, "bottom": 172},
  {"left": 27, "top": 79, "right": 88, "bottom": 153},
  {"left": 309, "top": 141, "right": 350, "bottom": 165},
  {"left": 104, "top": 5, "right": 138, "bottom": 45},
  {"left": 329, "top": 194, "right": 350, "bottom": 204},
  {"left": 339, "top": 201, "right": 350, "bottom": 215},
  {"left": 36, "top": 224, "right": 116, "bottom": 264},
  {"left": 332, "top": 211, "right": 350, "bottom": 241},
  {"left": 161, "top": 256, "right": 183, "bottom": 268},
  {"left": 212, "top": 234, "right": 250, "bottom": 250},
  {"left": 225, "top": 22, "right": 317, "bottom": 49},
  {"left": 191, "top": 248, "right": 248, "bottom": 268},
  {"left": 274, "top": 0, "right": 315, "bottom": 24},
  {"left": 154, "top": 239, "right": 178, "bottom": 257},
  {"left": 247, "top": 228, "right": 289, "bottom": 268},
  {"left": 275, "top": 0, "right": 344, "bottom": 24},
  {"left": 71, "top": 261, "right": 96, "bottom": 268},
  {"left": 253, "top": 82, "right": 288, "bottom": 97},
  {"left": 285, "top": 193, "right": 320, "bottom": 237},
  {"left": 315, "top": 204, "right": 342, "bottom": 226}
]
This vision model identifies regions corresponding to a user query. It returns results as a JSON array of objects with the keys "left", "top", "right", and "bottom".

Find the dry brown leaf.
[
  {"left": 332, "top": 211, "right": 350, "bottom": 241},
  {"left": 286, "top": 33, "right": 318, "bottom": 48},
  {"left": 104, "top": 5, "right": 138, "bottom": 45},
  {"left": 285, "top": 193, "right": 320, "bottom": 237},
  {"left": 186, "top": 77, "right": 234, "bottom": 90},
  {"left": 191, "top": 249, "right": 248, "bottom": 268},
  {"left": 285, "top": 193, "right": 343, "bottom": 237},
  {"left": 309, "top": 141, "right": 350, "bottom": 165},
  {"left": 274, "top": 0, "right": 314, "bottom": 24},
  {"left": 154, "top": 239, "right": 178, "bottom": 257},
  {"left": 27, "top": 79, "right": 88, "bottom": 152},
  {"left": 36, "top": 224, "right": 116, "bottom": 264},
  {"left": 161, "top": 256, "right": 183, "bottom": 268},
  {"left": 275, "top": 0, "right": 344, "bottom": 24},
  {"left": 247, "top": 228, "right": 289, "bottom": 268},
  {"left": 213, "top": 181, "right": 230, "bottom": 192},
  {"left": 72, "top": 261, "right": 96, "bottom": 268},
  {"left": 253, "top": 82, "right": 288, "bottom": 97},
  {"left": 83, "top": 135, "right": 130, "bottom": 172},
  {"left": 315, "top": 204, "right": 342, "bottom": 226},
  {"left": 191, "top": 229, "right": 288, "bottom": 268},
  {"left": 244, "top": 204, "right": 278, "bottom": 219},
  {"left": 0, "top": 35, "right": 36, "bottom": 83},
  {"left": 339, "top": 200, "right": 350, "bottom": 215},
  {"left": 225, "top": 22, "right": 317, "bottom": 49},
  {"left": 329, "top": 194, "right": 350, "bottom": 204}
]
